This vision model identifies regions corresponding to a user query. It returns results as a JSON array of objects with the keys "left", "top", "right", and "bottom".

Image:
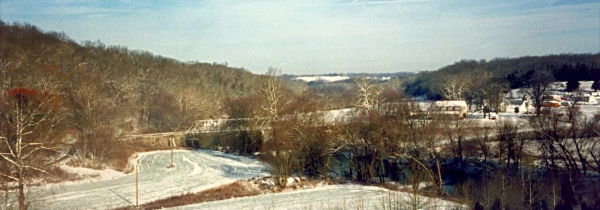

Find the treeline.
[
  {"left": 1, "top": 21, "right": 264, "bottom": 132},
  {"left": 210, "top": 74, "right": 600, "bottom": 209},
  {"left": 405, "top": 54, "right": 600, "bottom": 99},
  {"left": 0, "top": 21, "right": 284, "bottom": 208},
  {"left": 0, "top": 20, "right": 272, "bottom": 175}
]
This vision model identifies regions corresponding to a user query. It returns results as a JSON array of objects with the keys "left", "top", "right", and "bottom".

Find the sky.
[{"left": 1, "top": 0, "right": 599, "bottom": 75}]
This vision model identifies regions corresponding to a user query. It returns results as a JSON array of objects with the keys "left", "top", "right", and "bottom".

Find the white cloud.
[{"left": 42, "top": 6, "right": 129, "bottom": 15}]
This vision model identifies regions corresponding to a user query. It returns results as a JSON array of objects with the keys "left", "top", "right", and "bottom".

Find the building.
[
  {"left": 433, "top": 101, "right": 468, "bottom": 118},
  {"left": 542, "top": 101, "right": 561, "bottom": 107},
  {"left": 573, "top": 94, "right": 596, "bottom": 103}
]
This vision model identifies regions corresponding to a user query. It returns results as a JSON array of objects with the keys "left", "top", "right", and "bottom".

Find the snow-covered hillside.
[
  {"left": 174, "top": 184, "right": 463, "bottom": 210},
  {"left": 294, "top": 76, "right": 350, "bottom": 83}
]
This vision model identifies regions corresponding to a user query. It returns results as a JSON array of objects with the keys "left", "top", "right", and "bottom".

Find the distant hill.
[{"left": 404, "top": 54, "right": 600, "bottom": 99}]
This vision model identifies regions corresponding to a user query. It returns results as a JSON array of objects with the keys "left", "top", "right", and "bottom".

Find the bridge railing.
[{"left": 185, "top": 118, "right": 271, "bottom": 135}]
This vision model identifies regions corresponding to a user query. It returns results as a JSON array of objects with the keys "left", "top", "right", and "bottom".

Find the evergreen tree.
[
  {"left": 559, "top": 179, "right": 576, "bottom": 209},
  {"left": 580, "top": 201, "right": 589, "bottom": 210},
  {"left": 492, "top": 198, "right": 502, "bottom": 210},
  {"left": 473, "top": 201, "right": 484, "bottom": 210},
  {"left": 541, "top": 197, "right": 549, "bottom": 210},
  {"left": 565, "top": 76, "right": 579, "bottom": 92},
  {"left": 591, "top": 80, "right": 600, "bottom": 92}
]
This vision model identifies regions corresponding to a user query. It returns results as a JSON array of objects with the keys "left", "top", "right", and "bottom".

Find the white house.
[{"left": 433, "top": 101, "right": 468, "bottom": 118}]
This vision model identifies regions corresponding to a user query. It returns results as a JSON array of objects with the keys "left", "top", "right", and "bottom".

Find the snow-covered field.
[
  {"left": 23, "top": 149, "right": 463, "bottom": 210},
  {"left": 33, "top": 150, "right": 268, "bottom": 210},
  {"left": 173, "top": 184, "right": 463, "bottom": 210},
  {"left": 294, "top": 76, "right": 350, "bottom": 83}
]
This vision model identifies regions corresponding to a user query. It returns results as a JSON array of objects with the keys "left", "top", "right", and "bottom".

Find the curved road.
[{"left": 37, "top": 150, "right": 268, "bottom": 210}]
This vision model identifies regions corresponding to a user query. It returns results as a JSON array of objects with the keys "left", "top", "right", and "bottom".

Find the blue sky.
[{"left": 1, "top": 0, "right": 599, "bottom": 74}]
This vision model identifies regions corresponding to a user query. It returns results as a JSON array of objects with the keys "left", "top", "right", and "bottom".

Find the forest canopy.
[{"left": 404, "top": 54, "right": 600, "bottom": 99}]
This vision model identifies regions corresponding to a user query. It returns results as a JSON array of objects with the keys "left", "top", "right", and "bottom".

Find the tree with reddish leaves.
[{"left": 0, "top": 87, "right": 65, "bottom": 210}]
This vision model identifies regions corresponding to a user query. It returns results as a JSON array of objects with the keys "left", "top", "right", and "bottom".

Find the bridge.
[
  {"left": 120, "top": 109, "right": 354, "bottom": 147},
  {"left": 117, "top": 118, "right": 271, "bottom": 147},
  {"left": 185, "top": 118, "right": 271, "bottom": 134},
  {"left": 184, "top": 109, "right": 354, "bottom": 139},
  {"left": 184, "top": 118, "right": 272, "bottom": 148}
]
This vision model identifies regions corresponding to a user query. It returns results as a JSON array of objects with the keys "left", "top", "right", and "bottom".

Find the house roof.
[{"left": 434, "top": 101, "right": 467, "bottom": 107}]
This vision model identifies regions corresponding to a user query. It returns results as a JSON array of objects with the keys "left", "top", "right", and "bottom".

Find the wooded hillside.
[
  {"left": 405, "top": 54, "right": 600, "bottom": 99},
  {"left": 1, "top": 21, "right": 263, "bottom": 134}
]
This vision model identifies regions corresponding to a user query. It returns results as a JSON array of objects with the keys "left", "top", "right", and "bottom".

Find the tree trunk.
[
  {"left": 18, "top": 167, "right": 25, "bottom": 210},
  {"left": 379, "top": 159, "right": 385, "bottom": 184},
  {"left": 436, "top": 158, "right": 444, "bottom": 195},
  {"left": 458, "top": 135, "right": 463, "bottom": 162}
]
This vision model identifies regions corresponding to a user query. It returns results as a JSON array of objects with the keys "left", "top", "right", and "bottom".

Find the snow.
[
  {"left": 434, "top": 101, "right": 467, "bottom": 107},
  {"left": 294, "top": 76, "right": 350, "bottom": 83},
  {"left": 59, "top": 165, "right": 125, "bottom": 181},
  {"left": 324, "top": 108, "right": 354, "bottom": 123},
  {"left": 33, "top": 150, "right": 269, "bottom": 210},
  {"left": 173, "top": 184, "right": 463, "bottom": 210},
  {"left": 25, "top": 149, "right": 463, "bottom": 210}
]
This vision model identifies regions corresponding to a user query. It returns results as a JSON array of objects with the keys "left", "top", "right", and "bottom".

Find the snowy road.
[
  {"left": 173, "top": 185, "right": 463, "bottom": 210},
  {"left": 37, "top": 150, "right": 268, "bottom": 210}
]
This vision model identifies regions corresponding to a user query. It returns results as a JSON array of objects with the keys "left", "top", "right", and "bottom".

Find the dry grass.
[
  {"left": 114, "top": 180, "right": 261, "bottom": 210},
  {"left": 114, "top": 178, "right": 328, "bottom": 210}
]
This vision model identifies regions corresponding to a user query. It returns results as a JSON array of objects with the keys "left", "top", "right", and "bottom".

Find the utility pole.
[
  {"left": 168, "top": 137, "right": 175, "bottom": 168},
  {"left": 169, "top": 149, "right": 174, "bottom": 168},
  {"left": 136, "top": 165, "right": 138, "bottom": 208}
]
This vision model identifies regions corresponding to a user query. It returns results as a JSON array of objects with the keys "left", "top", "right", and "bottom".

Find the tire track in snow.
[{"left": 181, "top": 155, "right": 203, "bottom": 176}]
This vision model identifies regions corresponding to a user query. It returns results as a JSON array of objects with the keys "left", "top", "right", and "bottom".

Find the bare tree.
[
  {"left": 563, "top": 108, "right": 600, "bottom": 174},
  {"left": 389, "top": 101, "right": 446, "bottom": 195},
  {"left": 71, "top": 82, "right": 119, "bottom": 165},
  {"left": 495, "top": 119, "right": 526, "bottom": 171},
  {"left": 440, "top": 72, "right": 470, "bottom": 100},
  {"left": 439, "top": 114, "right": 474, "bottom": 162},
  {"left": 171, "top": 87, "right": 203, "bottom": 131},
  {"left": 404, "top": 158, "right": 431, "bottom": 210},
  {"left": 473, "top": 126, "right": 493, "bottom": 163},
  {"left": 259, "top": 67, "right": 291, "bottom": 188},
  {"left": 340, "top": 110, "right": 385, "bottom": 183},
  {"left": 355, "top": 76, "right": 382, "bottom": 109},
  {"left": 527, "top": 107, "right": 600, "bottom": 176},
  {"left": 286, "top": 111, "right": 334, "bottom": 180},
  {"left": 484, "top": 77, "right": 509, "bottom": 115},
  {"left": 0, "top": 88, "right": 65, "bottom": 210},
  {"left": 334, "top": 78, "right": 389, "bottom": 183},
  {"left": 525, "top": 69, "right": 554, "bottom": 117},
  {"left": 221, "top": 94, "right": 264, "bottom": 154},
  {"left": 262, "top": 67, "right": 284, "bottom": 118},
  {"left": 464, "top": 70, "right": 492, "bottom": 110}
]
